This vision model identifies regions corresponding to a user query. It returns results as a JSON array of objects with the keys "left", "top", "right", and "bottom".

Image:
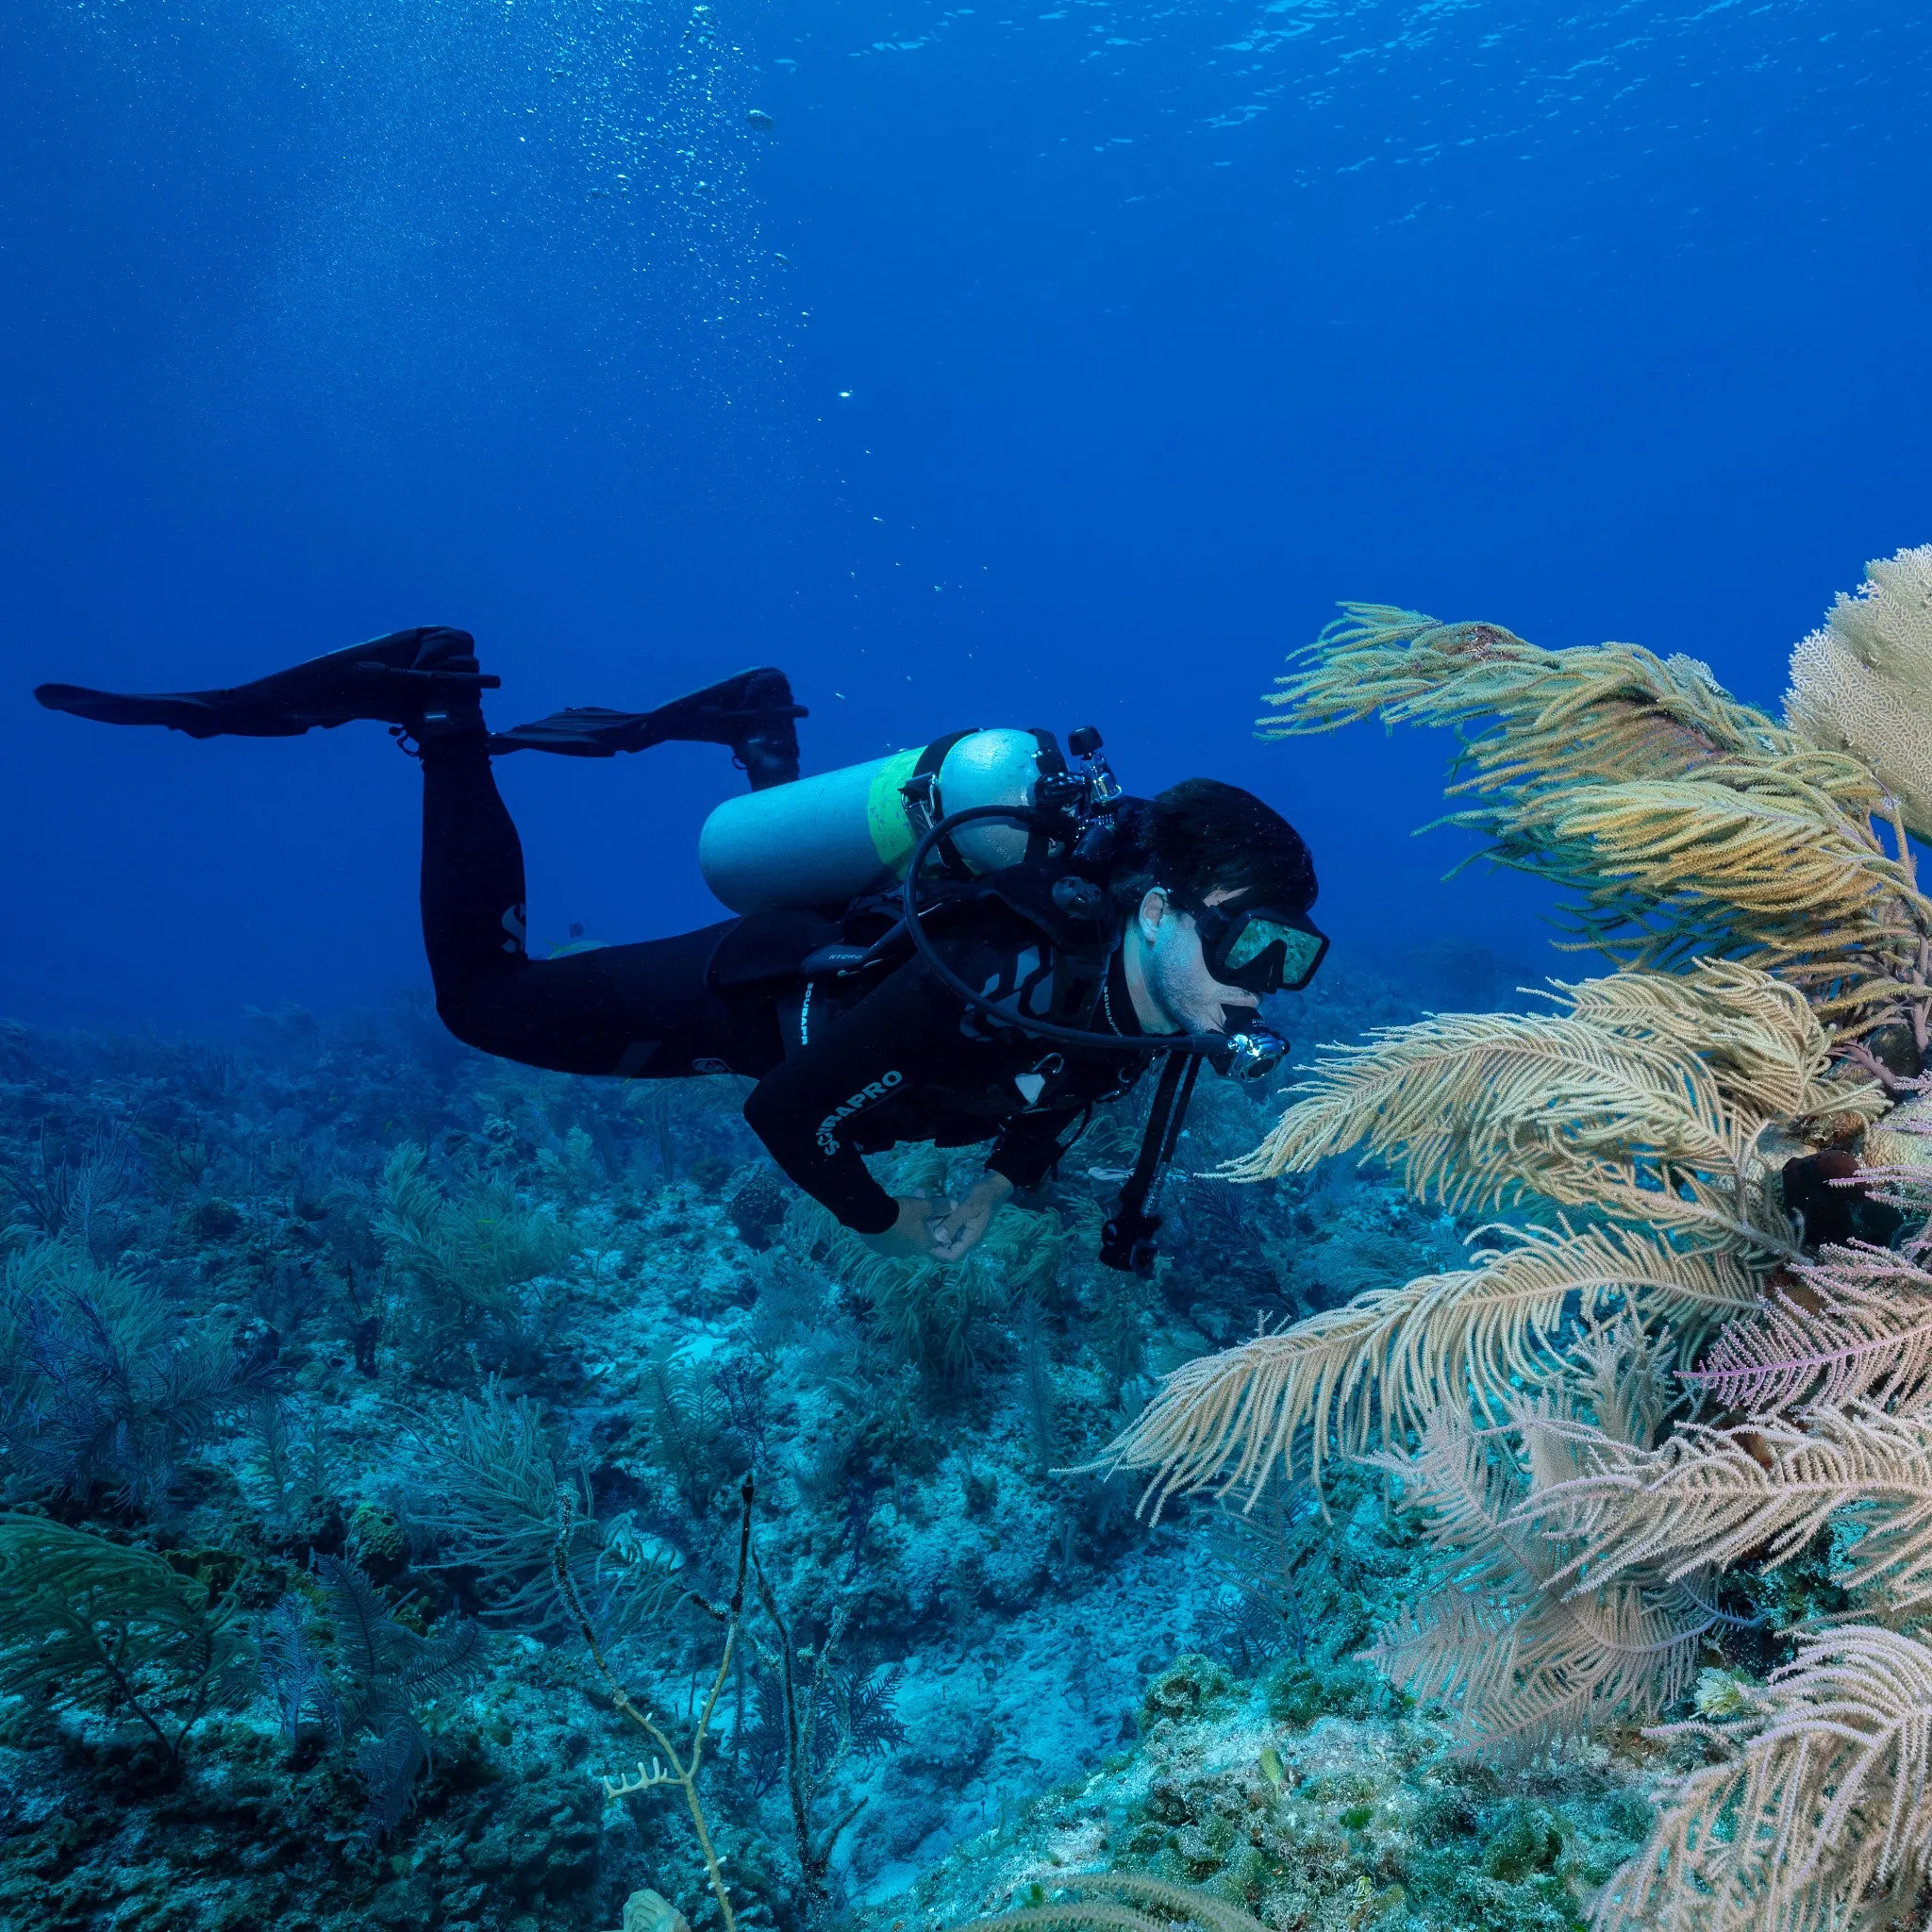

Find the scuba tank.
[{"left": 698, "top": 726, "right": 1058, "bottom": 914}]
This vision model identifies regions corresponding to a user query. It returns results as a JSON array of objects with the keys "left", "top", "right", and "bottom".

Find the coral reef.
[
  {"left": 0, "top": 952, "right": 1482, "bottom": 1931},
  {"left": 862, "top": 1631, "right": 1653, "bottom": 1932}
]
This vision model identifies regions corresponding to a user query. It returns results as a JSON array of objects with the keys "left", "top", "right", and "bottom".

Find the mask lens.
[{"left": 1222, "top": 915, "right": 1326, "bottom": 991}]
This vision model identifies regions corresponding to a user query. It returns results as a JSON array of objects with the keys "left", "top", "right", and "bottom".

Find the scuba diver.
[{"left": 36, "top": 627, "right": 1327, "bottom": 1269}]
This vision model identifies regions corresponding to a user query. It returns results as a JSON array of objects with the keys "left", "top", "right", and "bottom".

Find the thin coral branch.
[
  {"left": 1682, "top": 1242, "right": 1932, "bottom": 1415},
  {"left": 1600, "top": 1624, "right": 1932, "bottom": 1932},
  {"left": 1259, "top": 600, "right": 1932, "bottom": 1006},
  {"left": 1219, "top": 964, "right": 1855, "bottom": 1259},
  {"left": 563, "top": 1476, "right": 754, "bottom": 1932},
  {"left": 1367, "top": 1385, "right": 1711, "bottom": 1757},
  {"left": 1515, "top": 1402, "right": 1932, "bottom": 1609}
]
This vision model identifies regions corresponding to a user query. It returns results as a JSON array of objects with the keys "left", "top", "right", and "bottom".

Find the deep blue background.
[{"left": 4, "top": 0, "right": 1929, "bottom": 1028}]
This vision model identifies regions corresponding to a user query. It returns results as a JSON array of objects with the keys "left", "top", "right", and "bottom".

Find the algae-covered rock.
[
  {"left": 1262, "top": 1658, "right": 1391, "bottom": 1729},
  {"left": 1479, "top": 1801, "right": 1568, "bottom": 1882},
  {"left": 1139, "top": 1655, "right": 1237, "bottom": 1731},
  {"left": 345, "top": 1500, "right": 408, "bottom": 1579}
]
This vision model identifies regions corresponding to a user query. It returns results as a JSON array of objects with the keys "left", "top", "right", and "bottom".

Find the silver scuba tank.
[{"left": 698, "top": 726, "right": 1053, "bottom": 914}]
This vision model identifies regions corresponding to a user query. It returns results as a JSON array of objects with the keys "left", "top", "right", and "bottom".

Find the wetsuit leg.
[{"left": 419, "top": 741, "right": 783, "bottom": 1079}]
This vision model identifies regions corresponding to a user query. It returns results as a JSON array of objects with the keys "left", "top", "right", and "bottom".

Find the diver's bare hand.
[
  {"left": 861, "top": 1193, "right": 949, "bottom": 1259},
  {"left": 929, "top": 1173, "right": 1013, "bottom": 1263}
]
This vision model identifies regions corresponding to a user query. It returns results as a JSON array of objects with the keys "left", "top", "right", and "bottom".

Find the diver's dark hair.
[{"left": 1112, "top": 778, "right": 1316, "bottom": 914}]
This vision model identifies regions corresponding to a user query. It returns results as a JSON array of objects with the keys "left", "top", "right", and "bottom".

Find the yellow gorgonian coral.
[{"left": 1092, "top": 564, "right": 1932, "bottom": 1927}]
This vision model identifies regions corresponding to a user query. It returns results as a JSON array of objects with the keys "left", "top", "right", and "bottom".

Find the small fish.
[{"left": 747, "top": 108, "right": 775, "bottom": 129}]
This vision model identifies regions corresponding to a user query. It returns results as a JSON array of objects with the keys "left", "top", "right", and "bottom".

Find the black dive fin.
[
  {"left": 34, "top": 627, "right": 496, "bottom": 739},
  {"left": 491, "top": 666, "right": 806, "bottom": 789}
]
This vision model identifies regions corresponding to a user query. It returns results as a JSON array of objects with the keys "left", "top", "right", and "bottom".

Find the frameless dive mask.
[{"left": 1191, "top": 897, "right": 1329, "bottom": 995}]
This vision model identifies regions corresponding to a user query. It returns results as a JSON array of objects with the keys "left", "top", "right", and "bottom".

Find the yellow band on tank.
[{"left": 866, "top": 747, "right": 925, "bottom": 874}]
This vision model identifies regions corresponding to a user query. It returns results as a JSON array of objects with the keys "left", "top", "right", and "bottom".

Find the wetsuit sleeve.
[
  {"left": 987, "top": 1107, "right": 1089, "bottom": 1192},
  {"left": 741, "top": 965, "right": 944, "bottom": 1235}
]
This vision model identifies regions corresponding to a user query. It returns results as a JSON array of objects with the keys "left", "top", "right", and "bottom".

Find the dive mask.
[{"left": 1192, "top": 898, "right": 1329, "bottom": 995}]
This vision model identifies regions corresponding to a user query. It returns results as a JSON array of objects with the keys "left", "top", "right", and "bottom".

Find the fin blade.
[{"left": 33, "top": 683, "right": 271, "bottom": 737}]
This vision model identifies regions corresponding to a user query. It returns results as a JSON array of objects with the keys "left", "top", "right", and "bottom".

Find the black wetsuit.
[{"left": 423, "top": 742, "right": 1150, "bottom": 1234}]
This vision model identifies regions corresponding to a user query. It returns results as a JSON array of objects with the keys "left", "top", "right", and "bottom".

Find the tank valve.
[{"left": 1067, "top": 725, "right": 1123, "bottom": 814}]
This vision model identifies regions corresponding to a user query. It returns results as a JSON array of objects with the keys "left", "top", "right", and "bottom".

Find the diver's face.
[{"left": 1136, "top": 887, "right": 1261, "bottom": 1034}]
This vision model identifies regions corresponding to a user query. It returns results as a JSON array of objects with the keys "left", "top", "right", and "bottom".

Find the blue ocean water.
[{"left": 6, "top": 0, "right": 1928, "bottom": 1026}]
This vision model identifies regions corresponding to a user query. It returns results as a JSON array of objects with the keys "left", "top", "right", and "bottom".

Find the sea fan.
[
  {"left": 1219, "top": 962, "right": 1874, "bottom": 1247},
  {"left": 372, "top": 1142, "right": 573, "bottom": 1358},
  {"left": 1786, "top": 543, "right": 1932, "bottom": 842},
  {"left": 1260, "top": 607, "right": 1805, "bottom": 790},
  {"left": 1367, "top": 1411, "right": 1710, "bottom": 1757},
  {"left": 1262, "top": 601, "right": 1932, "bottom": 1030},
  {"left": 1366, "top": 1324, "right": 1713, "bottom": 1757},
  {"left": 0, "top": 1512, "right": 248, "bottom": 1764},
  {"left": 1, "top": 1241, "right": 270, "bottom": 1509},
  {"left": 406, "top": 1379, "right": 676, "bottom": 1630},
  {"left": 311, "top": 1555, "right": 488, "bottom": 1834},
  {"left": 355, "top": 1713, "right": 433, "bottom": 1840},
  {"left": 257, "top": 1592, "right": 341, "bottom": 1745}
]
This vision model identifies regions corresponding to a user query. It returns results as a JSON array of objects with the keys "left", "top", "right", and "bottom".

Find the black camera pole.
[{"left": 1100, "top": 1049, "right": 1204, "bottom": 1276}]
